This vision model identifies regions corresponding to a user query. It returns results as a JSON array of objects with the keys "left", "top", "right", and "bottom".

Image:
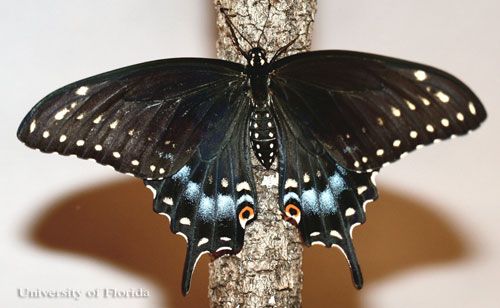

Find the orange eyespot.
[
  {"left": 238, "top": 205, "right": 255, "bottom": 228},
  {"left": 285, "top": 203, "right": 301, "bottom": 224}
]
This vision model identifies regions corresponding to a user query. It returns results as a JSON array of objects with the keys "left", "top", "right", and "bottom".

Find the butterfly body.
[
  {"left": 241, "top": 47, "right": 278, "bottom": 169},
  {"left": 248, "top": 107, "right": 279, "bottom": 169}
]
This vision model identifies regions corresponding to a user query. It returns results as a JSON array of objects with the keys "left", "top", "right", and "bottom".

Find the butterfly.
[{"left": 17, "top": 5, "right": 486, "bottom": 295}]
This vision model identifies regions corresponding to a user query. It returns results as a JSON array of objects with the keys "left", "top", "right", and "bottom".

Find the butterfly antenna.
[
  {"left": 256, "top": 0, "right": 273, "bottom": 47},
  {"left": 218, "top": 2, "right": 252, "bottom": 58},
  {"left": 270, "top": 34, "right": 299, "bottom": 62}
]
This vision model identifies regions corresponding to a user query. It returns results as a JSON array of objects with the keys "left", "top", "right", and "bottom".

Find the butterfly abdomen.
[{"left": 249, "top": 107, "right": 278, "bottom": 169}]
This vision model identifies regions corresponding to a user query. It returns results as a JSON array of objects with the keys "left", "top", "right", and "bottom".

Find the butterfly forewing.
[
  {"left": 17, "top": 58, "right": 246, "bottom": 179},
  {"left": 270, "top": 50, "right": 486, "bottom": 172}
]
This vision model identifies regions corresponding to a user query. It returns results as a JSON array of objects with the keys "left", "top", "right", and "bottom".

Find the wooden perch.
[{"left": 209, "top": 1, "right": 317, "bottom": 307}]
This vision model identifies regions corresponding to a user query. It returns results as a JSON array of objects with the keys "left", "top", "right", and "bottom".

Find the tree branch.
[{"left": 209, "top": 1, "right": 317, "bottom": 307}]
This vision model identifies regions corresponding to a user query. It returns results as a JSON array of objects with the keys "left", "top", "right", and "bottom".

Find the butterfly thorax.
[
  {"left": 245, "top": 48, "right": 278, "bottom": 169},
  {"left": 246, "top": 47, "right": 270, "bottom": 106}
]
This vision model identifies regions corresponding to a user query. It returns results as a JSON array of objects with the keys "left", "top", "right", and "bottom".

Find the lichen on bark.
[{"left": 209, "top": 1, "right": 317, "bottom": 307}]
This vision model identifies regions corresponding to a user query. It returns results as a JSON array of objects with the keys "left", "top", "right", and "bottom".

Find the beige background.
[{"left": 1, "top": 0, "right": 499, "bottom": 307}]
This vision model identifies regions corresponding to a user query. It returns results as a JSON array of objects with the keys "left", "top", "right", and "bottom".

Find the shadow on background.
[
  {"left": 302, "top": 188, "right": 466, "bottom": 307},
  {"left": 30, "top": 179, "right": 466, "bottom": 308},
  {"left": 30, "top": 179, "right": 210, "bottom": 308}
]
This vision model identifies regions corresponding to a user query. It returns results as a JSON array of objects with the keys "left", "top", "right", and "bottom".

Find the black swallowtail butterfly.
[{"left": 17, "top": 5, "right": 486, "bottom": 295}]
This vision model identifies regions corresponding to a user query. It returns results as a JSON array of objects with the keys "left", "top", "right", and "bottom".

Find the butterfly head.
[{"left": 247, "top": 48, "right": 268, "bottom": 67}]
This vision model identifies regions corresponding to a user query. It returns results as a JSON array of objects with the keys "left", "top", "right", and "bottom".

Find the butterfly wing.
[
  {"left": 272, "top": 94, "right": 378, "bottom": 288},
  {"left": 145, "top": 105, "right": 256, "bottom": 295},
  {"left": 18, "top": 58, "right": 258, "bottom": 294},
  {"left": 270, "top": 50, "right": 487, "bottom": 171},
  {"left": 17, "top": 58, "right": 247, "bottom": 179},
  {"left": 270, "top": 50, "right": 486, "bottom": 288}
]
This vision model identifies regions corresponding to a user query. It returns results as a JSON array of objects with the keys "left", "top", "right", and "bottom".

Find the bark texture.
[{"left": 209, "top": 1, "right": 317, "bottom": 307}]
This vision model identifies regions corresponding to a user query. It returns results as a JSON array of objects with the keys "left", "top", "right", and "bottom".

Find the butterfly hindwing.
[
  {"left": 17, "top": 58, "right": 246, "bottom": 179},
  {"left": 145, "top": 108, "right": 256, "bottom": 295},
  {"left": 274, "top": 100, "right": 378, "bottom": 288},
  {"left": 270, "top": 50, "right": 486, "bottom": 172}
]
